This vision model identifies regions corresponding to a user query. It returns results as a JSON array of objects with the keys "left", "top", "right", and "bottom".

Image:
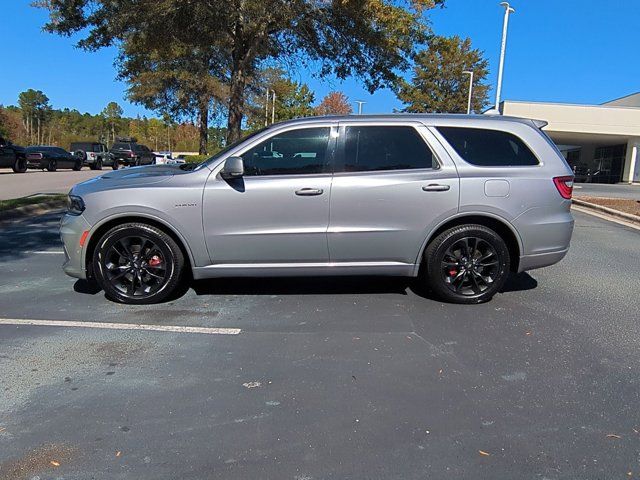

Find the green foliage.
[
  {"left": 397, "top": 35, "right": 490, "bottom": 114},
  {"left": 3, "top": 92, "right": 204, "bottom": 152},
  {"left": 246, "top": 68, "right": 315, "bottom": 130},
  {"left": 36, "top": 0, "right": 446, "bottom": 142},
  {"left": 18, "top": 89, "right": 52, "bottom": 144},
  {"left": 183, "top": 155, "right": 210, "bottom": 164}
]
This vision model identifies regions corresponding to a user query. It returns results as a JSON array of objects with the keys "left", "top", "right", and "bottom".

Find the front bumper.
[{"left": 60, "top": 213, "right": 92, "bottom": 280}]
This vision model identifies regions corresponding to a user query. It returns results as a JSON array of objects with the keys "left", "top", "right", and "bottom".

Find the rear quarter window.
[{"left": 437, "top": 127, "right": 539, "bottom": 167}]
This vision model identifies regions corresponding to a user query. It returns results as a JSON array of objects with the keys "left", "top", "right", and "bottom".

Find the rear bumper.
[
  {"left": 518, "top": 248, "right": 569, "bottom": 272},
  {"left": 60, "top": 213, "right": 92, "bottom": 280}
]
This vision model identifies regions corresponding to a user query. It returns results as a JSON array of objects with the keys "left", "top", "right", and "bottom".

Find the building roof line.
[
  {"left": 502, "top": 99, "right": 640, "bottom": 111},
  {"left": 601, "top": 91, "right": 640, "bottom": 105}
]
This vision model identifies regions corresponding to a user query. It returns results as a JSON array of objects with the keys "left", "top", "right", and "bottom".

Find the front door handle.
[
  {"left": 295, "top": 188, "right": 324, "bottom": 196},
  {"left": 422, "top": 184, "right": 451, "bottom": 192}
]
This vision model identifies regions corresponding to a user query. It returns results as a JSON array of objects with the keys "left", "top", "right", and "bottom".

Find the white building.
[{"left": 500, "top": 92, "right": 640, "bottom": 184}]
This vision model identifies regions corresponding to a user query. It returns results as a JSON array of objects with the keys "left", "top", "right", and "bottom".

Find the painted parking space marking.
[
  {"left": 24, "top": 251, "right": 65, "bottom": 254},
  {"left": 0, "top": 318, "right": 241, "bottom": 335}
]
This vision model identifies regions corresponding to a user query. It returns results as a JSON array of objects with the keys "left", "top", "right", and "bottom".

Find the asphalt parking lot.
[
  {"left": 0, "top": 169, "right": 106, "bottom": 200},
  {"left": 1, "top": 209, "right": 639, "bottom": 479}
]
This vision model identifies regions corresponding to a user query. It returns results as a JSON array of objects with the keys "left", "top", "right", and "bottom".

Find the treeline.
[{"left": 0, "top": 77, "right": 353, "bottom": 152}]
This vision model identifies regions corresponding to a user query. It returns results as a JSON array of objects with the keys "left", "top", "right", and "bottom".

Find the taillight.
[
  {"left": 553, "top": 176, "right": 574, "bottom": 199},
  {"left": 129, "top": 152, "right": 135, "bottom": 157}
]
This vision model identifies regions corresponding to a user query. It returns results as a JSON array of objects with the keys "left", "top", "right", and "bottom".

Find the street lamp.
[
  {"left": 495, "top": 2, "right": 515, "bottom": 111},
  {"left": 355, "top": 101, "right": 366, "bottom": 115},
  {"left": 462, "top": 70, "right": 474, "bottom": 114}
]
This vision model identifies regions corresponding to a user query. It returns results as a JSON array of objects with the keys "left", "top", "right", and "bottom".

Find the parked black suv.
[
  {"left": 71, "top": 141, "right": 117, "bottom": 170},
  {"left": 0, "top": 137, "right": 27, "bottom": 173},
  {"left": 110, "top": 138, "right": 155, "bottom": 167}
]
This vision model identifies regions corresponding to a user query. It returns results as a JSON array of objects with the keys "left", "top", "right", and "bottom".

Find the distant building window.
[{"left": 437, "top": 127, "right": 539, "bottom": 167}]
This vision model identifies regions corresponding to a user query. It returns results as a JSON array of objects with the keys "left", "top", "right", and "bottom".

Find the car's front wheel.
[
  {"left": 424, "top": 224, "right": 510, "bottom": 304},
  {"left": 93, "top": 223, "right": 185, "bottom": 304},
  {"left": 46, "top": 159, "right": 57, "bottom": 172},
  {"left": 12, "top": 156, "right": 27, "bottom": 173},
  {"left": 73, "top": 159, "right": 83, "bottom": 171}
]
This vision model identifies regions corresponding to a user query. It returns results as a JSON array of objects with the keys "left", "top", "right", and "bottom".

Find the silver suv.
[{"left": 61, "top": 115, "right": 575, "bottom": 305}]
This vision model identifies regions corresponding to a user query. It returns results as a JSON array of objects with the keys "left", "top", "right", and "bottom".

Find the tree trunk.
[
  {"left": 227, "top": 68, "right": 246, "bottom": 144},
  {"left": 198, "top": 98, "right": 209, "bottom": 155}
]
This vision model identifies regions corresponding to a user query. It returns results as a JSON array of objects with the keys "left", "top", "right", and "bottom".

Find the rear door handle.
[
  {"left": 422, "top": 184, "right": 451, "bottom": 192},
  {"left": 295, "top": 188, "right": 324, "bottom": 196}
]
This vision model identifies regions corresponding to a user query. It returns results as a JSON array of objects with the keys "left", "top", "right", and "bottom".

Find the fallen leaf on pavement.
[
  {"left": 50, "top": 460, "right": 60, "bottom": 467},
  {"left": 478, "top": 450, "right": 490, "bottom": 456},
  {"left": 116, "top": 451, "right": 122, "bottom": 457},
  {"left": 606, "top": 434, "right": 622, "bottom": 439},
  {"left": 243, "top": 382, "right": 261, "bottom": 389}
]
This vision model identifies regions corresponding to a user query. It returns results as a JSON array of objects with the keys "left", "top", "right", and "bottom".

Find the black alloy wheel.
[
  {"left": 424, "top": 224, "right": 510, "bottom": 304},
  {"left": 73, "top": 158, "right": 83, "bottom": 171},
  {"left": 93, "top": 223, "right": 185, "bottom": 304},
  {"left": 47, "top": 159, "right": 57, "bottom": 172}
]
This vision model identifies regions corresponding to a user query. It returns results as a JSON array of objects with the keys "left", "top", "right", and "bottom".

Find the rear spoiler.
[{"left": 531, "top": 119, "right": 548, "bottom": 129}]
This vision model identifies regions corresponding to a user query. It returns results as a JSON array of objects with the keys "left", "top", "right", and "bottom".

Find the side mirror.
[{"left": 221, "top": 156, "right": 244, "bottom": 179}]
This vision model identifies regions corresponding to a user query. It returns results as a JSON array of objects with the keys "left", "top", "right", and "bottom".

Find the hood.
[{"left": 72, "top": 164, "right": 186, "bottom": 193}]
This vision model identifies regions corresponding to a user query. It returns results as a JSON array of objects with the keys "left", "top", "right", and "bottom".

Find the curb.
[
  {"left": 572, "top": 198, "right": 640, "bottom": 225},
  {"left": 0, "top": 199, "right": 67, "bottom": 222}
]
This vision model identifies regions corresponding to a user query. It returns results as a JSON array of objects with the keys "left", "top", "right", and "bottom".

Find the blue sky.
[{"left": 1, "top": 0, "right": 638, "bottom": 120}]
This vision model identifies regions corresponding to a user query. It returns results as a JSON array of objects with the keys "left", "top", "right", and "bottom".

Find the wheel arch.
[
  {"left": 84, "top": 214, "right": 195, "bottom": 280},
  {"left": 415, "top": 213, "right": 523, "bottom": 276}
]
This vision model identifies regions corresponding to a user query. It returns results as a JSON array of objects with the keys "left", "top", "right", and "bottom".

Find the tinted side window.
[
  {"left": 342, "top": 126, "right": 436, "bottom": 172},
  {"left": 241, "top": 127, "right": 330, "bottom": 176},
  {"left": 112, "top": 143, "right": 129, "bottom": 150},
  {"left": 437, "top": 127, "right": 539, "bottom": 166}
]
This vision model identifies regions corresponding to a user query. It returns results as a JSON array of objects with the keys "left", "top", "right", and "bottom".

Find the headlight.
[{"left": 67, "top": 195, "right": 85, "bottom": 216}]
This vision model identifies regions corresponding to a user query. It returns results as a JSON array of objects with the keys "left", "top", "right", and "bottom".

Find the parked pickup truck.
[{"left": 0, "top": 137, "right": 27, "bottom": 173}]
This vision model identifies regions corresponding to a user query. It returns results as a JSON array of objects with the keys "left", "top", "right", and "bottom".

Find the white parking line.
[
  {"left": 24, "top": 251, "right": 65, "bottom": 254},
  {"left": 0, "top": 318, "right": 241, "bottom": 335}
]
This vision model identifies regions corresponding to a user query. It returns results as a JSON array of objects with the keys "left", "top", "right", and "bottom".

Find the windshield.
[{"left": 186, "top": 128, "right": 269, "bottom": 171}]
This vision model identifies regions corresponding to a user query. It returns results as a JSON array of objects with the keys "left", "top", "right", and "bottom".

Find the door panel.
[
  {"left": 202, "top": 125, "right": 336, "bottom": 265},
  {"left": 328, "top": 124, "right": 459, "bottom": 265}
]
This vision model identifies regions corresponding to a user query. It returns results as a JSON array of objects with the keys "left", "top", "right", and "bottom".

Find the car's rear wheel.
[
  {"left": 73, "top": 159, "right": 82, "bottom": 171},
  {"left": 93, "top": 223, "right": 185, "bottom": 304},
  {"left": 424, "top": 224, "right": 510, "bottom": 304},
  {"left": 95, "top": 159, "right": 103, "bottom": 170},
  {"left": 112, "top": 160, "right": 119, "bottom": 170},
  {"left": 46, "top": 159, "right": 57, "bottom": 172},
  {"left": 12, "top": 157, "right": 27, "bottom": 173}
]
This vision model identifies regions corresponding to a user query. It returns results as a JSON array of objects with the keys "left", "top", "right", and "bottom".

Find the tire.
[
  {"left": 73, "top": 159, "right": 82, "bottom": 171},
  {"left": 92, "top": 223, "right": 185, "bottom": 305},
  {"left": 46, "top": 159, "right": 57, "bottom": 172},
  {"left": 423, "top": 224, "right": 510, "bottom": 304},
  {"left": 134, "top": 158, "right": 141, "bottom": 167},
  {"left": 112, "top": 162, "right": 119, "bottom": 170},
  {"left": 95, "top": 159, "right": 103, "bottom": 170},
  {"left": 12, "top": 156, "right": 27, "bottom": 173}
]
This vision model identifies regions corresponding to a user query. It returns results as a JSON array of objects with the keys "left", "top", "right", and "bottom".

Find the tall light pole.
[
  {"left": 462, "top": 70, "right": 474, "bottom": 114},
  {"left": 355, "top": 101, "right": 366, "bottom": 115},
  {"left": 495, "top": 2, "right": 515, "bottom": 111},
  {"left": 271, "top": 90, "right": 276, "bottom": 125},
  {"left": 265, "top": 88, "right": 270, "bottom": 126}
]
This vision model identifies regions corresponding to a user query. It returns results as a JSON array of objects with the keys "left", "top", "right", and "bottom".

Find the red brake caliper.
[
  {"left": 448, "top": 268, "right": 458, "bottom": 277},
  {"left": 148, "top": 255, "right": 163, "bottom": 267}
]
